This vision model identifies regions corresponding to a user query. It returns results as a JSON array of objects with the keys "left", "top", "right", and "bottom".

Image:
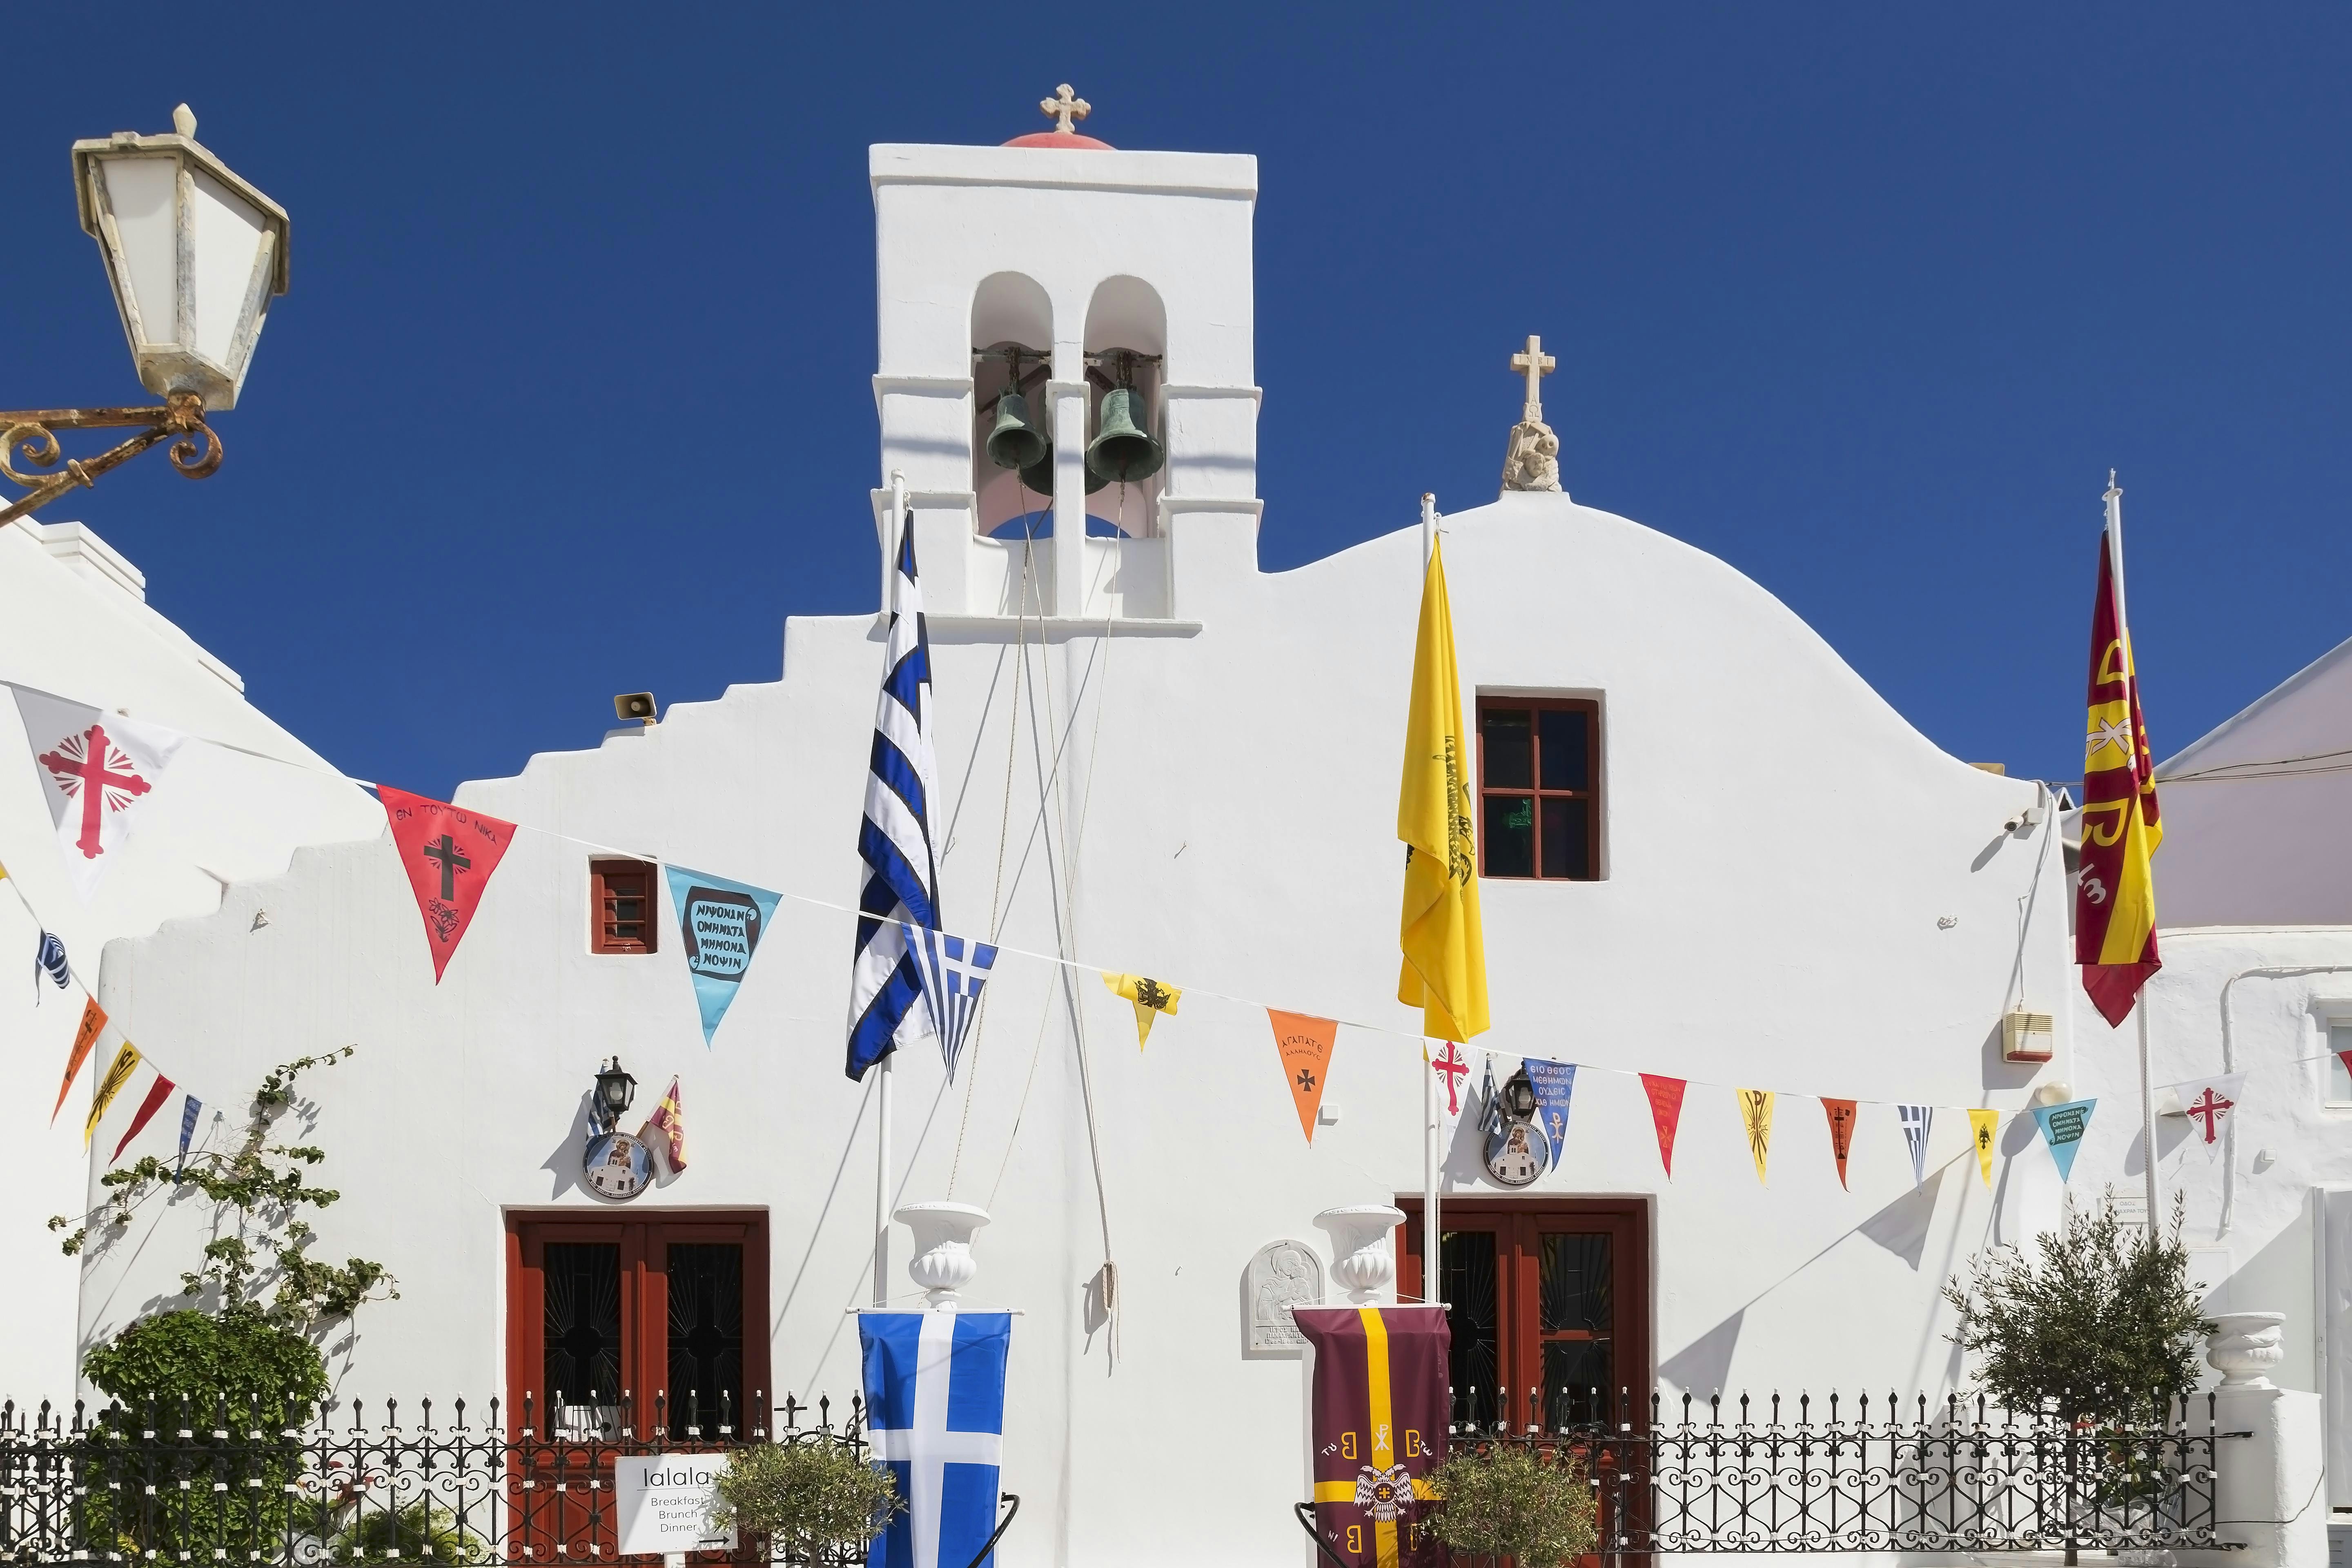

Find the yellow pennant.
[
  {"left": 1969, "top": 1109, "right": 2000, "bottom": 1186},
  {"left": 83, "top": 1041, "right": 142, "bottom": 1147},
  {"left": 1101, "top": 972, "right": 1180, "bottom": 1047},
  {"left": 1737, "top": 1089, "right": 1775, "bottom": 1184}
]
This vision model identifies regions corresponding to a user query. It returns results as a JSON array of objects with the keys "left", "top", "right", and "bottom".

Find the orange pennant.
[
  {"left": 1822, "top": 1098, "right": 1858, "bottom": 1189},
  {"left": 51, "top": 998, "right": 107, "bottom": 1123},
  {"left": 1268, "top": 1010, "right": 1338, "bottom": 1144},
  {"left": 1639, "top": 1074, "right": 1686, "bottom": 1177}
]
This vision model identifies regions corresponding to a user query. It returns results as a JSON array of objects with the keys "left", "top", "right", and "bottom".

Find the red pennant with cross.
[
  {"left": 380, "top": 786, "right": 517, "bottom": 981},
  {"left": 1639, "top": 1073, "right": 1686, "bottom": 1177}
]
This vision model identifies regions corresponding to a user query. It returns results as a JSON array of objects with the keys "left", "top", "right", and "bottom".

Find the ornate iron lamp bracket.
[{"left": 0, "top": 392, "right": 220, "bottom": 526}]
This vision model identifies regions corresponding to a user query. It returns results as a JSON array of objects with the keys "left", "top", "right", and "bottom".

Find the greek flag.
[
  {"left": 847, "top": 517, "right": 942, "bottom": 1081},
  {"left": 34, "top": 930, "right": 69, "bottom": 1000},
  {"left": 908, "top": 924, "right": 997, "bottom": 1082},
  {"left": 859, "top": 1310, "right": 1012, "bottom": 1568},
  {"left": 1898, "top": 1104, "right": 1931, "bottom": 1188}
]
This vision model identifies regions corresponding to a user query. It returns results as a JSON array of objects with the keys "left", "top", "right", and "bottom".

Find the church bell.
[
  {"left": 1085, "top": 385, "right": 1163, "bottom": 485},
  {"left": 984, "top": 388, "right": 1049, "bottom": 472}
]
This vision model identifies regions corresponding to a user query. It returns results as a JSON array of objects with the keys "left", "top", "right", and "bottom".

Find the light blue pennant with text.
[
  {"left": 1524, "top": 1059, "right": 1577, "bottom": 1170},
  {"left": 665, "top": 865, "right": 782, "bottom": 1047},
  {"left": 2031, "top": 1098, "right": 2097, "bottom": 1183}
]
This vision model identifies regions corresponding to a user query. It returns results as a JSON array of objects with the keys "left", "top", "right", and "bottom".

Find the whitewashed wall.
[
  {"left": 0, "top": 514, "right": 380, "bottom": 1394},
  {"left": 88, "top": 486, "right": 2072, "bottom": 1564}
]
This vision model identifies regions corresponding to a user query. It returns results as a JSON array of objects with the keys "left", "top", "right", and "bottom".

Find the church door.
[
  {"left": 505, "top": 1212, "right": 771, "bottom": 1438},
  {"left": 1395, "top": 1198, "right": 1648, "bottom": 1433}
]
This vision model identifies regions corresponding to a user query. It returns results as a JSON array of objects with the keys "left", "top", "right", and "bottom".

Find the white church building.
[{"left": 20, "top": 98, "right": 2336, "bottom": 1563}]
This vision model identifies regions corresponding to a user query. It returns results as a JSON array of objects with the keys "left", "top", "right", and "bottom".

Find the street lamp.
[
  {"left": 1, "top": 105, "right": 290, "bottom": 526},
  {"left": 592, "top": 1058, "right": 637, "bottom": 1131}
]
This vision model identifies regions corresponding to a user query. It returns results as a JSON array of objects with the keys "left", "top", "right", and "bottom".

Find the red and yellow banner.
[
  {"left": 2076, "top": 523, "right": 2163, "bottom": 1027},
  {"left": 1298, "top": 1305, "right": 1449, "bottom": 1568}
]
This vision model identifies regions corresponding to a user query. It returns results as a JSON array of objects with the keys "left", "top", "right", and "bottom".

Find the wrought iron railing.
[
  {"left": 0, "top": 1391, "right": 866, "bottom": 1566},
  {"left": 1443, "top": 1385, "right": 2241, "bottom": 1557}
]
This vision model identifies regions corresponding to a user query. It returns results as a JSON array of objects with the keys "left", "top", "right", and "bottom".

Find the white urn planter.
[
  {"left": 2207, "top": 1310, "right": 2286, "bottom": 1389},
  {"left": 895, "top": 1201, "right": 990, "bottom": 1305},
  {"left": 1315, "top": 1205, "right": 1406, "bottom": 1305}
]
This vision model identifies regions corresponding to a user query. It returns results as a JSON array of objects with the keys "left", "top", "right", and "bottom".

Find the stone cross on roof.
[
  {"left": 1511, "top": 334, "right": 1557, "bottom": 422},
  {"left": 1040, "top": 84, "right": 1092, "bottom": 135}
]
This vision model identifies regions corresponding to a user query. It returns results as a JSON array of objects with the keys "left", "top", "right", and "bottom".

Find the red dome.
[{"left": 1002, "top": 130, "right": 1114, "bottom": 149}]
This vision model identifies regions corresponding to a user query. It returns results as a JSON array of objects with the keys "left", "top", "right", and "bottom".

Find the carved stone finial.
[
  {"left": 1502, "top": 334, "right": 1564, "bottom": 494},
  {"left": 172, "top": 104, "right": 197, "bottom": 140},
  {"left": 1040, "top": 85, "right": 1091, "bottom": 135}
]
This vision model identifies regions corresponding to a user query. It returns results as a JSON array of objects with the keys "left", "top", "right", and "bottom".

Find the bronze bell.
[
  {"left": 1085, "top": 386, "right": 1163, "bottom": 485},
  {"left": 985, "top": 388, "right": 1049, "bottom": 471}
]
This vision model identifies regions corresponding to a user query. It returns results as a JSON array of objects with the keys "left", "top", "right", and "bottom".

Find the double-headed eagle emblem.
[{"left": 1353, "top": 1463, "right": 1413, "bottom": 1523}]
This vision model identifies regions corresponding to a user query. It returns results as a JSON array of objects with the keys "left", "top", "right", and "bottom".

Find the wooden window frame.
[
  {"left": 1475, "top": 696, "right": 1602, "bottom": 881},
  {"left": 588, "top": 858, "right": 658, "bottom": 955}
]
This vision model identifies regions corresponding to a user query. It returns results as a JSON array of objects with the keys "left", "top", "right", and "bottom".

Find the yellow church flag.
[
  {"left": 1968, "top": 1109, "right": 1999, "bottom": 1186},
  {"left": 83, "top": 1041, "right": 141, "bottom": 1147},
  {"left": 1737, "top": 1089, "right": 1775, "bottom": 1184},
  {"left": 1101, "top": 971, "right": 1180, "bottom": 1047},
  {"left": 1396, "top": 535, "right": 1489, "bottom": 1043}
]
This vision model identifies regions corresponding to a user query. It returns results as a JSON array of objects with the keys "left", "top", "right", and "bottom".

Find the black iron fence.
[
  {"left": 1448, "top": 1386, "right": 2241, "bottom": 1557},
  {"left": 0, "top": 1392, "right": 866, "bottom": 1567}
]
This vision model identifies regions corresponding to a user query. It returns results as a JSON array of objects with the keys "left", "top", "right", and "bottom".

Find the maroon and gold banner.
[
  {"left": 1298, "top": 1305, "right": 1449, "bottom": 1568},
  {"left": 2076, "top": 525, "right": 2163, "bottom": 1027}
]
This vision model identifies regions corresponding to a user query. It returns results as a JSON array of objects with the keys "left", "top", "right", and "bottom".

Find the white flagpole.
[
  {"left": 874, "top": 470, "right": 908, "bottom": 1310},
  {"left": 2106, "top": 470, "right": 2164, "bottom": 1233},
  {"left": 1420, "top": 491, "right": 1442, "bottom": 1309}
]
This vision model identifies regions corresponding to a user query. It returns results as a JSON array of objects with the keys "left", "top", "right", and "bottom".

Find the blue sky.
[{"left": 4, "top": 4, "right": 2346, "bottom": 799}]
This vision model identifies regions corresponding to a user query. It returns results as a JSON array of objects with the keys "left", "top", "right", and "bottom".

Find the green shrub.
[
  {"left": 1423, "top": 1443, "right": 1597, "bottom": 1567},
  {"left": 713, "top": 1439, "right": 902, "bottom": 1558},
  {"left": 292, "top": 1499, "right": 488, "bottom": 1564},
  {"left": 1942, "top": 1190, "right": 2212, "bottom": 1424}
]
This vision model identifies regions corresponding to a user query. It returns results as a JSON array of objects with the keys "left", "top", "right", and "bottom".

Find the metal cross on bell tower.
[{"left": 1040, "top": 84, "right": 1091, "bottom": 135}]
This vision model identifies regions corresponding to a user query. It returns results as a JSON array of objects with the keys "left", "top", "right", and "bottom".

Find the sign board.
[{"left": 614, "top": 1453, "right": 735, "bottom": 1555}]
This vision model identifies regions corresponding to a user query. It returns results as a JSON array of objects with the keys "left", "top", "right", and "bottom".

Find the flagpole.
[
  {"left": 874, "top": 470, "right": 908, "bottom": 1310},
  {"left": 2107, "top": 470, "right": 2164, "bottom": 1233},
  {"left": 1419, "top": 491, "right": 1442, "bottom": 1310}
]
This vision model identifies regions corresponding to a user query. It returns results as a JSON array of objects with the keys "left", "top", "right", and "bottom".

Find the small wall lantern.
[{"left": 593, "top": 1057, "right": 637, "bottom": 1130}]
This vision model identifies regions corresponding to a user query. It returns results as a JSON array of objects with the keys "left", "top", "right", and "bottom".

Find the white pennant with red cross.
[
  {"left": 12, "top": 686, "right": 187, "bottom": 902},
  {"left": 2171, "top": 1073, "right": 2245, "bottom": 1149},
  {"left": 1428, "top": 1039, "right": 1478, "bottom": 1133}
]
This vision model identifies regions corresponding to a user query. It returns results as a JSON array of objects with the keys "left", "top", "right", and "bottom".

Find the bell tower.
[{"left": 869, "top": 90, "right": 1260, "bottom": 622}]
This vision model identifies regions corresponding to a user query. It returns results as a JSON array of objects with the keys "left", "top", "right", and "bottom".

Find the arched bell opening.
[
  {"left": 970, "top": 272, "right": 1057, "bottom": 539},
  {"left": 1080, "top": 275, "right": 1167, "bottom": 539}
]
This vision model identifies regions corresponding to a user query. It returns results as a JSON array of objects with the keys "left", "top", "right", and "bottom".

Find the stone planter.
[
  {"left": 1314, "top": 1205, "right": 1405, "bottom": 1305},
  {"left": 894, "top": 1201, "right": 990, "bottom": 1305},
  {"left": 2207, "top": 1310, "right": 2286, "bottom": 1389}
]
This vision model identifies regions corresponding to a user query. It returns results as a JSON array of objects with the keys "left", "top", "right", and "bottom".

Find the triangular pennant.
[
  {"left": 1102, "top": 972, "right": 1180, "bottom": 1047},
  {"left": 176, "top": 1094, "right": 203, "bottom": 1174},
  {"left": 111, "top": 1071, "right": 177, "bottom": 1162},
  {"left": 1429, "top": 1040, "right": 1473, "bottom": 1125},
  {"left": 1269, "top": 1010, "right": 1339, "bottom": 1144},
  {"left": 1737, "top": 1089, "right": 1775, "bottom": 1184},
  {"left": 1822, "top": 1098, "right": 1858, "bottom": 1189},
  {"left": 35, "top": 930, "right": 70, "bottom": 999},
  {"left": 1968, "top": 1109, "right": 2000, "bottom": 1186},
  {"left": 2171, "top": 1073, "right": 2244, "bottom": 1147},
  {"left": 1525, "top": 1060, "right": 1577, "bottom": 1170},
  {"left": 83, "top": 1041, "right": 141, "bottom": 1147},
  {"left": 13, "top": 686, "right": 188, "bottom": 902},
  {"left": 1639, "top": 1074, "right": 1686, "bottom": 1177},
  {"left": 2031, "top": 1098, "right": 2096, "bottom": 1182},
  {"left": 2340, "top": 1050, "right": 2352, "bottom": 1095},
  {"left": 907, "top": 924, "right": 997, "bottom": 1081},
  {"left": 379, "top": 786, "right": 517, "bottom": 982},
  {"left": 663, "top": 865, "right": 782, "bottom": 1046},
  {"left": 52, "top": 997, "right": 107, "bottom": 1122},
  {"left": 1898, "top": 1105, "right": 1932, "bottom": 1187}
]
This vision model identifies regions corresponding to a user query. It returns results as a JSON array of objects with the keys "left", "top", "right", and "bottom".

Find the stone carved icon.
[
  {"left": 1246, "top": 1239, "right": 1325, "bottom": 1353},
  {"left": 1501, "top": 333, "right": 1564, "bottom": 494}
]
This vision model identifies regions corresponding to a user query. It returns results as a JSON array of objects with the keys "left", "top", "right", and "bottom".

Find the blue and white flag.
[
  {"left": 1897, "top": 1105, "right": 1932, "bottom": 1187},
  {"left": 34, "top": 930, "right": 69, "bottom": 1000},
  {"left": 1524, "top": 1059, "right": 1577, "bottom": 1170},
  {"left": 906, "top": 924, "right": 997, "bottom": 1082},
  {"left": 665, "top": 865, "right": 782, "bottom": 1047},
  {"left": 860, "top": 1310, "right": 1011, "bottom": 1568},
  {"left": 176, "top": 1094, "right": 202, "bottom": 1174},
  {"left": 847, "top": 517, "right": 942, "bottom": 1081}
]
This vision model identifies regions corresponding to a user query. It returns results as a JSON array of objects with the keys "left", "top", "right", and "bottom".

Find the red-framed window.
[
  {"left": 1476, "top": 698, "right": 1601, "bottom": 880},
  {"left": 589, "top": 858, "right": 657, "bottom": 954}
]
